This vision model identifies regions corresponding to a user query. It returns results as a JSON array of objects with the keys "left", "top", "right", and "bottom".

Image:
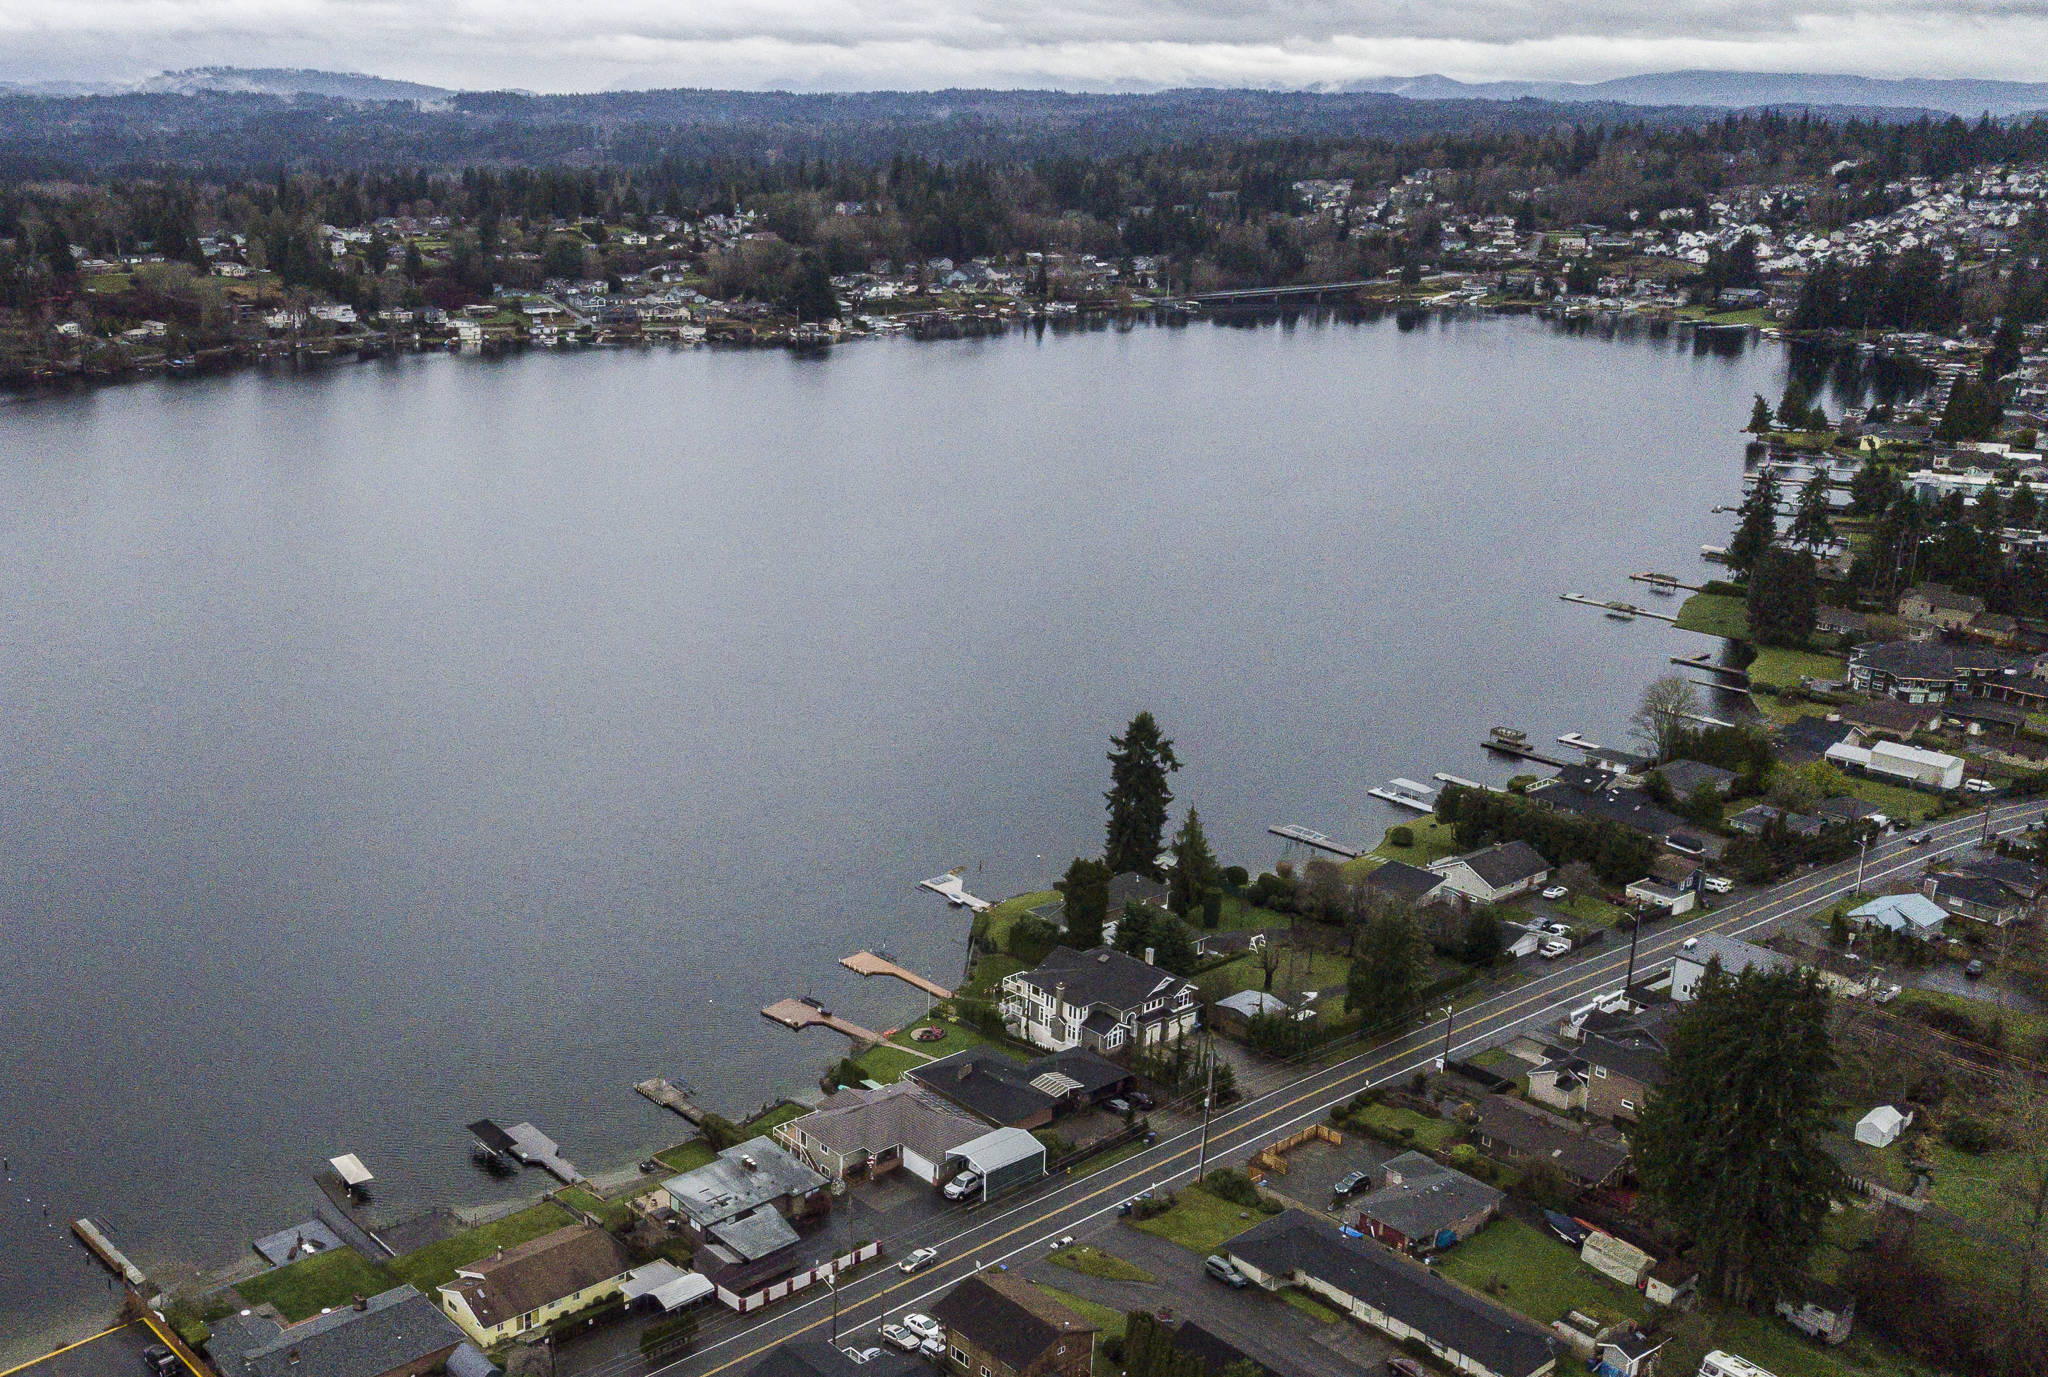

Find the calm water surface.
[{"left": 0, "top": 313, "right": 1778, "bottom": 1351}]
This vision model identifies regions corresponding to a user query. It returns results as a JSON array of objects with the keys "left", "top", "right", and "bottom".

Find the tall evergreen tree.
[
  {"left": 1728, "top": 467, "right": 1780, "bottom": 579},
  {"left": 1105, "top": 712, "right": 1181, "bottom": 878},
  {"left": 1747, "top": 394, "right": 1773, "bottom": 433},
  {"left": 1635, "top": 967, "right": 1840, "bottom": 1304},
  {"left": 1345, "top": 908, "right": 1422, "bottom": 1030},
  {"left": 1788, "top": 470, "right": 1836, "bottom": 551},
  {"left": 1168, "top": 809, "right": 1220, "bottom": 919},
  {"left": 1058, "top": 856, "right": 1110, "bottom": 949},
  {"left": 1748, "top": 548, "right": 1818, "bottom": 647}
]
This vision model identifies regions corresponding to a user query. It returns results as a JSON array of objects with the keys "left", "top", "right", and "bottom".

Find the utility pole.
[
  {"left": 826, "top": 1267, "right": 840, "bottom": 1346},
  {"left": 1857, "top": 831, "right": 1871, "bottom": 892},
  {"left": 1623, "top": 914, "right": 1643, "bottom": 992},
  {"left": 1194, "top": 1038, "right": 1216, "bottom": 1183}
]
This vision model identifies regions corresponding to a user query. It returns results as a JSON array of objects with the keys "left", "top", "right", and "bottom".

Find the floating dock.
[
  {"left": 841, "top": 951, "right": 954, "bottom": 999},
  {"left": 1629, "top": 571, "right": 1704, "bottom": 593},
  {"left": 918, "top": 872, "right": 991, "bottom": 911},
  {"left": 1432, "top": 772, "right": 1494, "bottom": 792},
  {"left": 1559, "top": 592, "right": 1677, "bottom": 624},
  {"left": 1671, "top": 652, "right": 1748, "bottom": 682},
  {"left": 1367, "top": 779, "right": 1438, "bottom": 813},
  {"left": 503, "top": 1122, "right": 584, "bottom": 1184},
  {"left": 1481, "top": 737, "right": 1571, "bottom": 768},
  {"left": 636, "top": 1079, "right": 709, "bottom": 1124},
  {"left": 762, "top": 998, "right": 880, "bottom": 1047},
  {"left": 1267, "top": 824, "right": 1361, "bottom": 858},
  {"left": 71, "top": 1218, "right": 146, "bottom": 1288}
]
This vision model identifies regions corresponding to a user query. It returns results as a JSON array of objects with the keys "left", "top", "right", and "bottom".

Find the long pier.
[
  {"left": 762, "top": 998, "right": 880, "bottom": 1047},
  {"left": 72, "top": 1218, "right": 146, "bottom": 1288},
  {"left": 1629, "top": 571, "right": 1705, "bottom": 593},
  {"left": 1671, "top": 652, "right": 1749, "bottom": 682},
  {"left": 1559, "top": 592, "right": 1678, "bottom": 624},
  {"left": 841, "top": 951, "right": 953, "bottom": 999},
  {"left": 1267, "top": 824, "right": 1361, "bottom": 858},
  {"left": 1481, "top": 738, "right": 1571, "bottom": 768},
  {"left": 1192, "top": 279, "right": 1377, "bottom": 304},
  {"left": 636, "top": 1079, "right": 709, "bottom": 1124}
]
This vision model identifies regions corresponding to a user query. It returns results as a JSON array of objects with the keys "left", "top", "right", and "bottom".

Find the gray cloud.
[{"left": 0, "top": 0, "right": 2045, "bottom": 90}]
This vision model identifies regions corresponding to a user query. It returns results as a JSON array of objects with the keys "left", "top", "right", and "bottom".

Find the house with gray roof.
[
  {"left": 906, "top": 1046, "right": 1133, "bottom": 1129},
  {"left": 1353, "top": 1152, "right": 1502, "bottom": 1253},
  {"left": 773, "top": 1082, "right": 987, "bottom": 1186},
  {"left": 1846, "top": 892, "right": 1949, "bottom": 940},
  {"left": 661, "top": 1136, "right": 830, "bottom": 1242},
  {"left": 1924, "top": 871, "right": 2033, "bottom": 926},
  {"left": 1360, "top": 860, "right": 1449, "bottom": 906},
  {"left": 999, "top": 945, "right": 1197, "bottom": 1055},
  {"left": 1428, "top": 841, "right": 1552, "bottom": 903},
  {"left": 1652, "top": 759, "right": 1735, "bottom": 799},
  {"left": 204, "top": 1285, "right": 464, "bottom": 1377},
  {"left": 1848, "top": 640, "right": 2012, "bottom": 702},
  {"left": 1671, "top": 933, "right": 1795, "bottom": 1002},
  {"left": 1472, "top": 1095, "right": 1630, "bottom": 1189},
  {"left": 1225, "top": 1211, "right": 1558, "bottom": 1377},
  {"left": 437, "top": 1225, "right": 635, "bottom": 1347}
]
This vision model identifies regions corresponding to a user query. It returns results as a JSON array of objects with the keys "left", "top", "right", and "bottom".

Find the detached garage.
[{"left": 947, "top": 1127, "right": 1047, "bottom": 1201}]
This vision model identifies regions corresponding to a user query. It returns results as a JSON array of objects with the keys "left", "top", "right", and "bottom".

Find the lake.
[{"left": 0, "top": 310, "right": 1778, "bottom": 1351}]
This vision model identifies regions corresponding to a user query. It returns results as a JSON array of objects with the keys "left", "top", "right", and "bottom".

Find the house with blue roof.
[{"left": 1846, "top": 892, "right": 1949, "bottom": 941}]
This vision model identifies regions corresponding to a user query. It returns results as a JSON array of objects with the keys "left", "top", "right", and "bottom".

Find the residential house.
[
  {"left": 1923, "top": 872, "right": 2032, "bottom": 925},
  {"left": 437, "top": 1225, "right": 634, "bottom": 1347},
  {"left": 1672, "top": 934, "right": 1796, "bottom": 1002},
  {"left": 1812, "top": 796, "right": 1889, "bottom": 829},
  {"left": 1428, "top": 841, "right": 1553, "bottom": 904},
  {"left": 1360, "top": 860, "right": 1450, "bottom": 906},
  {"left": 660, "top": 1137, "right": 830, "bottom": 1288},
  {"left": 745, "top": 1343, "right": 923, "bottom": 1377},
  {"left": 929, "top": 1272, "right": 1097, "bottom": 1377},
  {"left": 1826, "top": 734, "right": 1965, "bottom": 792},
  {"left": 1727, "top": 804, "right": 1825, "bottom": 837},
  {"left": 205, "top": 1286, "right": 465, "bottom": 1377},
  {"left": 1846, "top": 641, "right": 2011, "bottom": 703},
  {"left": 1471, "top": 1096, "right": 1629, "bottom": 1190},
  {"left": 1579, "top": 1028, "right": 1671, "bottom": 1123},
  {"left": 1651, "top": 760, "right": 1735, "bottom": 799},
  {"left": 1835, "top": 700, "right": 1945, "bottom": 740},
  {"left": 1210, "top": 989, "right": 1295, "bottom": 1037},
  {"left": 907, "top": 1047, "right": 1132, "bottom": 1130},
  {"left": 1625, "top": 877, "right": 1696, "bottom": 916},
  {"left": 999, "top": 946, "right": 1198, "bottom": 1054},
  {"left": 1855, "top": 1104, "right": 1912, "bottom": 1148},
  {"left": 1354, "top": 1152, "right": 1503, "bottom": 1253},
  {"left": 1846, "top": 892, "right": 1949, "bottom": 941},
  {"left": 1106, "top": 871, "right": 1169, "bottom": 913},
  {"left": 1530, "top": 776, "right": 1688, "bottom": 842},
  {"left": 1774, "top": 1281, "right": 1857, "bottom": 1345},
  {"left": 773, "top": 1082, "right": 988, "bottom": 1185},
  {"left": 1525, "top": 1048, "right": 1591, "bottom": 1113},
  {"left": 1898, "top": 583, "right": 1985, "bottom": 630},
  {"left": 1225, "top": 1211, "right": 1559, "bottom": 1377},
  {"left": 1951, "top": 855, "right": 2048, "bottom": 903}
]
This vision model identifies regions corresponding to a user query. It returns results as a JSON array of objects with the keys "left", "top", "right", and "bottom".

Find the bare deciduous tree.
[{"left": 1630, "top": 675, "right": 1699, "bottom": 763}]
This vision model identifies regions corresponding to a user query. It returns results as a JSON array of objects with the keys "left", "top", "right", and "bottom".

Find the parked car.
[
  {"left": 942, "top": 1170, "right": 980, "bottom": 1201},
  {"left": 1964, "top": 778, "right": 1998, "bottom": 795},
  {"left": 1544, "top": 921, "right": 1571, "bottom": 936},
  {"left": 1907, "top": 833, "right": 1932, "bottom": 846},
  {"left": 1541, "top": 885, "right": 1569, "bottom": 901},
  {"left": 1332, "top": 1170, "right": 1370, "bottom": 1198},
  {"left": 1106, "top": 1097, "right": 1132, "bottom": 1115},
  {"left": 1204, "top": 1255, "right": 1249, "bottom": 1288},
  {"left": 142, "top": 1348, "right": 178, "bottom": 1377},
  {"left": 1127, "top": 1090, "right": 1156, "bottom": 1111},
  {"left": 1966, "top": 959, "right": 1988, "bottom": 979},
  {"left": 919, "top": 1336, "right": 947, "bottom": 1358},
  {"left": 903, "top": 1314, "right": 943, "bottom": 1341},
  {"left": 1703, "top": 875, "right": 1734, "bottom": 894},
  {"left": 880, "top": 1325, "right": 920, "bottom": 1353},
  {"left": 841, "top": 1348, "right": 884, "bottom": 1365},
  {"left": 899, "top": 1247, "right": 939, "bottom": 1274},
  {"left": 1682, "top": 936, "right": 1699, "bottom": 951},
  {"left": 1540, "top": 937, "right": 1572, "bottom": 959}
]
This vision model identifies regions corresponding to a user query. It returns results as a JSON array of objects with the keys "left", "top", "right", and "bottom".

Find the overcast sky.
[{"left": 1, "top": 0, "right": 2046, "bottom": 91}]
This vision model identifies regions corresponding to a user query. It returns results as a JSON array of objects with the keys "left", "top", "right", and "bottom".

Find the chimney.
[{"left": 353, "top": 1293, "right": 368, "bottom": 1311}]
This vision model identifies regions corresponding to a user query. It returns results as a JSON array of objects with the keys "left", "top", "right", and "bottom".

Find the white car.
[
  {"left": 880, "top": 1325, "right": 920, "bottom": 1353},
  {"left": 903, "top": 1314, "right": 943, "bottom": 1342},
  {"left": 943, "top": 1171, "right": 981, "bottom": 1201},
  {"left": 1682, "top": 936, "right": 1699, "bottom": 951},
  {"left": 1964, "top": 779, "right": 1997, "bottom": 794},
  {"left": 1539, "top": 937, "right": 1572, "bottom": 959},
  {"left": 1703, "top": 875, "right": 1733, "bottom": 894},
  {"left": 920, "top": 1336, "right": 947, "bottom": 1358},
  {"left": 899, "top": 1247, "right": 939, "bottom": 1274},
  {"left": 841, "top": 1348, "right": 883, "bottom": 1365},
  {"left": 1541, "top": 885, "right": 1569, "bottom": 901}
]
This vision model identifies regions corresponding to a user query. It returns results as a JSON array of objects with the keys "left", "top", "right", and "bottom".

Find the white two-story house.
[{"left": 1000, "top": 946, "right": 1198, "bottom": 1055}]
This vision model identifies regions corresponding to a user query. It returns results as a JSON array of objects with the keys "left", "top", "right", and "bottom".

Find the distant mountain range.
[
  {"left": 0, "top": 67, "right": 2045, "bottom": 117},
  {"left": 1340, "top": 70, "right": 2048, "bottom": 118}
]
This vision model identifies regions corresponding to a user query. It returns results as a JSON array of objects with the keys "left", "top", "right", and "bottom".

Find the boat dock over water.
[
  {"left": 1559, "top": 592, "right": 1678, "bottom": 624},
  {"left": 1267, "top": 824, "right": 1361, "bottom": 858},
  {"left": 918, "top": 872, "right": 991, "bottom": 911},
  {"left": 1629, "top": 571, "right": 1704, "bottom": 594},
  {"left": 841, "top": 951, "right": 953, "bottom": 999},
  {"left": 470, "top": 1118, "right": 585, "bottom": 1183},
  {"left": 635, "top": 1080, "right": 709, "bottom": 1124},
  {"left": 1367, "top": 778, "right": 1439, "bottom": 812},
  {"left": 762, "top": 997, "right": 880, "bottom": 1048},
  {"left": 72, "top": 1217, "right": 146, "bottom": 1288},
  {"left": 1482, "top": 729, "right": 1570, "bottom": 768}
]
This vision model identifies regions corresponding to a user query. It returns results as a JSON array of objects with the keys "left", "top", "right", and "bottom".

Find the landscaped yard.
[
  {"left": 1434, "top": 1219, "right": 1645, "bottom": 1327},
  {"left": 852, "top": 1042, "right": 931, "bottom": 1084},
  {"left": 655, "top": 1140, "right": 717, "bottom": 1173},
  {"left": 886, "top": 1016, "right": 995, "bottom": 1055},
  {"left": 1354, "top": 816, "right": 1462, "bottom": 871},
  {"left": 960, "top": 953, "right": 1026, "bottom": 1000},
  {"left": 1130, "top": 1185, "right": 1269, "bottom": 1253},
  {"left": 976, "top": 890, "right": 1061, "bottom": 952},
  {"left": 1675, "top": 592, "right": 1751, "bottom": 641},
  {"left": 1343, "top": 1101, "right": 1462, "bottom": 1152},
  {"left": 233, "top": 1246, "right": 396, "bottom": 1322},
  {"left": 1747, "top": 645, "right": 1847, "bottom": 692},
  {"left": 1204, "top": 947, "right": 1354, "bottom": 1003},
  {"left": 1033, "top": 1284, "right": 1128, "bottom": 1340},
  {"left": 1830, "top": 772, "right": 1944, "bottom": 822},
  {"left": 1049, "top": 1244, "right": 1155, "bottom": 1282},
  {"left": 387, "top": 1201, "right": 578, "bottom": 1292}
]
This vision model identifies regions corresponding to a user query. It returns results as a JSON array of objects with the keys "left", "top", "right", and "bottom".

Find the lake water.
[{"left": 0, "top": 310, "right": 1778, "bottom": 1351}]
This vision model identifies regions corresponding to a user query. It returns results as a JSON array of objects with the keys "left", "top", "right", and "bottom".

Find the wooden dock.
[
  {"left": 495, "top": 1121, "right": 584, "bottom": 1183},
  {"left": 72, "top": 1218, "right": 146, "bottom": 1288},
  {"left": 1267, "top": 824, "right": 1361, "bottom": 858},
  {"left": 1481, "top": 738, "right": 1571, "bottom": 768},
  {"left": 762, "top": 998, "right": 880, "bottom": 1047},
  {"left": 1671, "top": 652, "right": 1748, "bottom": 681},
  {"left": 1629, "top": 571, "right": 1705, "bottom": 593},
  {"left": 1559, "top": 592, "right": 1678, "bottom": 624},
  {"left": 636, "top": 1079, "right": 709, "bottom": 1124},
  {"left": 841, "top": 951, "right": 953, "bottom": 999}
]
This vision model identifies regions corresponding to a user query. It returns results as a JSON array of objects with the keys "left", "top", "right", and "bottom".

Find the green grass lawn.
[
  {"left": 1205, "top": 947, "right": 1353, "bottom": 1002},
  {"left": 1345, "top": 1102, "right": 1462, "bottom": 1151},
  {"left": 1049, "top": 1244, "right": 1155, "bottom": 1282},
  {"left": 1211, "top": 892, "right": 1296, "bottom": 932},
  {"left": 961, "top": 954, "right": 1026, "bottom": 1000},
  {"left": 1747, "top": 646, "right": 1847, "bottom": 692},
  {"left": 1895, "top": 987, "right": 2048, "bottom": 1052},
  {"left": 852, "top": 1043, "right": 930, "bottom": 1084},
  {"left": 1923, "top": 1139, "right": 2042, "bottom": 1241},
  {"left": 234, "top": 1246, "right": 396, "bottom": 1321},
  {"left": 1131, "top": 1186, "right": 1269, "bottom": 1254},
  {"left": 1676, "top": 592, "right": 1751, "bottom": 640},
  {"left": 1282, "top": 1290, "right": 1343, "bottom": 1323},
  {"left": 1352, "top": 816, "right": 1461, "bottom": 872},
  {"left": 1433, "top": 1219, "right": 1645, "bottom": 1327},
  {"left": 556, "top": 1185, "right": 633, "bottom": 1230},
  {"left": 886, "top": 1016, "right": 994, "bottom": 1055},
  {"left": 976, "top": 890, "right": 1061, "bottom": 951},
  {"left": 1032, "top": 1284, "right": 1128, "bottom": 1341},
  {"left": 655, "top": 1140, "right": 717, "bottom": 1173},
  {"left": 387, "top": 1201, "right": 577, "bottom": 1293},
  {"left": 1662, "top": 1304, "right": 1928, "bottom": 1377},
  {"left": 1558, "top": 893, "right": 1629, "bottom": 928},
  {"left": 1832, "top": 773, "right": 1944, "bottom": 822}
]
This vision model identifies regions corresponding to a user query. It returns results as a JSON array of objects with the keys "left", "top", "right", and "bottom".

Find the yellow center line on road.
[{"left": 685, "top": 805, "right": 2033, "bottom": 1377}]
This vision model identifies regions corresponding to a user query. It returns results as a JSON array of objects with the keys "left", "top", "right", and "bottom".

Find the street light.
[{"left": 1436, "top": 1003, "right": 1455, "bottom": 1073}]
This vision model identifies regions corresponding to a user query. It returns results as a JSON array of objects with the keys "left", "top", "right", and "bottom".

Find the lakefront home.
[{"left": 1000, "top": 945, "right": 1198, "bottom": 1054}]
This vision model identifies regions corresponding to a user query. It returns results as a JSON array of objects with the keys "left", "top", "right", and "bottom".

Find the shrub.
[
  {"left": 1943, "top": 1115, "right": 1998, "bottom": 1154},
  {"left": 1131, "top": 1192, "right": 1176, "bottom": 1220},
  {"left": 1202, "top": 1169, "right": 1274, "bottom": 1212},
  {"left": 1222, "top": 865, "right": 1250, "bottom": 890},
  {"left": 1008, "top": 914, "right": 1062, "bottom": 963},
  {"left": 1388, "top": 826, "right": 1415, "bottom": 847}
]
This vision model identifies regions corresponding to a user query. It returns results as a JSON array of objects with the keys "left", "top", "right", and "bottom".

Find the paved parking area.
[
  {"left": 2, "top": 1322, "right": 194, "bottom": 1377},
  {"left": 1254, "top": 1136, "right": 1395, "bottom": 1216}
]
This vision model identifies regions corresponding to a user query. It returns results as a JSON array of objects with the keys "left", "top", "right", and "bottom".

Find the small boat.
[
  {"left": 1605, "top": 610, "right": 1636, "bottom": 621},
  {"left": 1488, "top": 727, "right": 1528, "bottom": 745}
]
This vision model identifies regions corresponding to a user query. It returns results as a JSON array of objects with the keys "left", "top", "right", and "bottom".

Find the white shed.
[{"left": 1854, "top": 1105, "right": 1912, "bottom": 1148}]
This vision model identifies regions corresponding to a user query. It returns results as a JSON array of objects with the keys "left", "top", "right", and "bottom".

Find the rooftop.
[
  {"left": 205, "top": 1286, "right": 464, "bottom": 1377},
  {"left": 438, "top": 1225, "right": 633, "bottom": 1330},
  {"left": 1355, "top": 1152, "right": 1504, "bottom": 1242},
  {"left": 663, "top": 1137, "right": 828, "bottom": 1228},
  {"left": 930, "top": 1272, "right": 1098, "bottom": 1372}
]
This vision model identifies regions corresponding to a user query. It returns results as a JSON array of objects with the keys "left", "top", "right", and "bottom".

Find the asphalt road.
[{"left": 566, "top": 800, "right": 2043, "bottom": 1377}]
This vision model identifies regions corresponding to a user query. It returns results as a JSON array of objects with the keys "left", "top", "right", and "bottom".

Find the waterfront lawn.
[
  {"left": 1049, "top": 1244, "right": 1155, "bottom": 1282},
  {"left": 1675, "top": 592, "right": 1750, "bottom": 641},
  {"left": 1434, "top": 1218, "right": 1645, "bottom": 1327},
  {"left": 235, "top": 1247, "right": 396, "bottom": 1322},
  {"left": 852, "top": 1043, "right": 929, "bottom": 1084},
  {"left": 1747, "top": 645, "right": 1846, "bottom": 692},
  {"left": 1354, "top": 816, "right": 1461, "bottom": 872},
  {"left": 655, "top": 1140, "right": 717, "bottom": 1174},
  {"left": 886, "top": 1016, "right": 994, "bottom": 1055},
  {"left": 960, "top": 954, "right": 1026, "bottom": 1000},
  {"left": 1131, "top": 1185, "right": 1267, "bottom": 1254},
  {"left": 975, "top": 890, "right": 1061, "bottom": 952},
  {"left": 387, "top": 1201, "right": 577, "bottom": 1293},
  {"left": 557, "top": 1185, "right": 635, "bottom": 1230},
  {"left": 1661, "top": 1304, "right": 1924, "bottom": 1377}
]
